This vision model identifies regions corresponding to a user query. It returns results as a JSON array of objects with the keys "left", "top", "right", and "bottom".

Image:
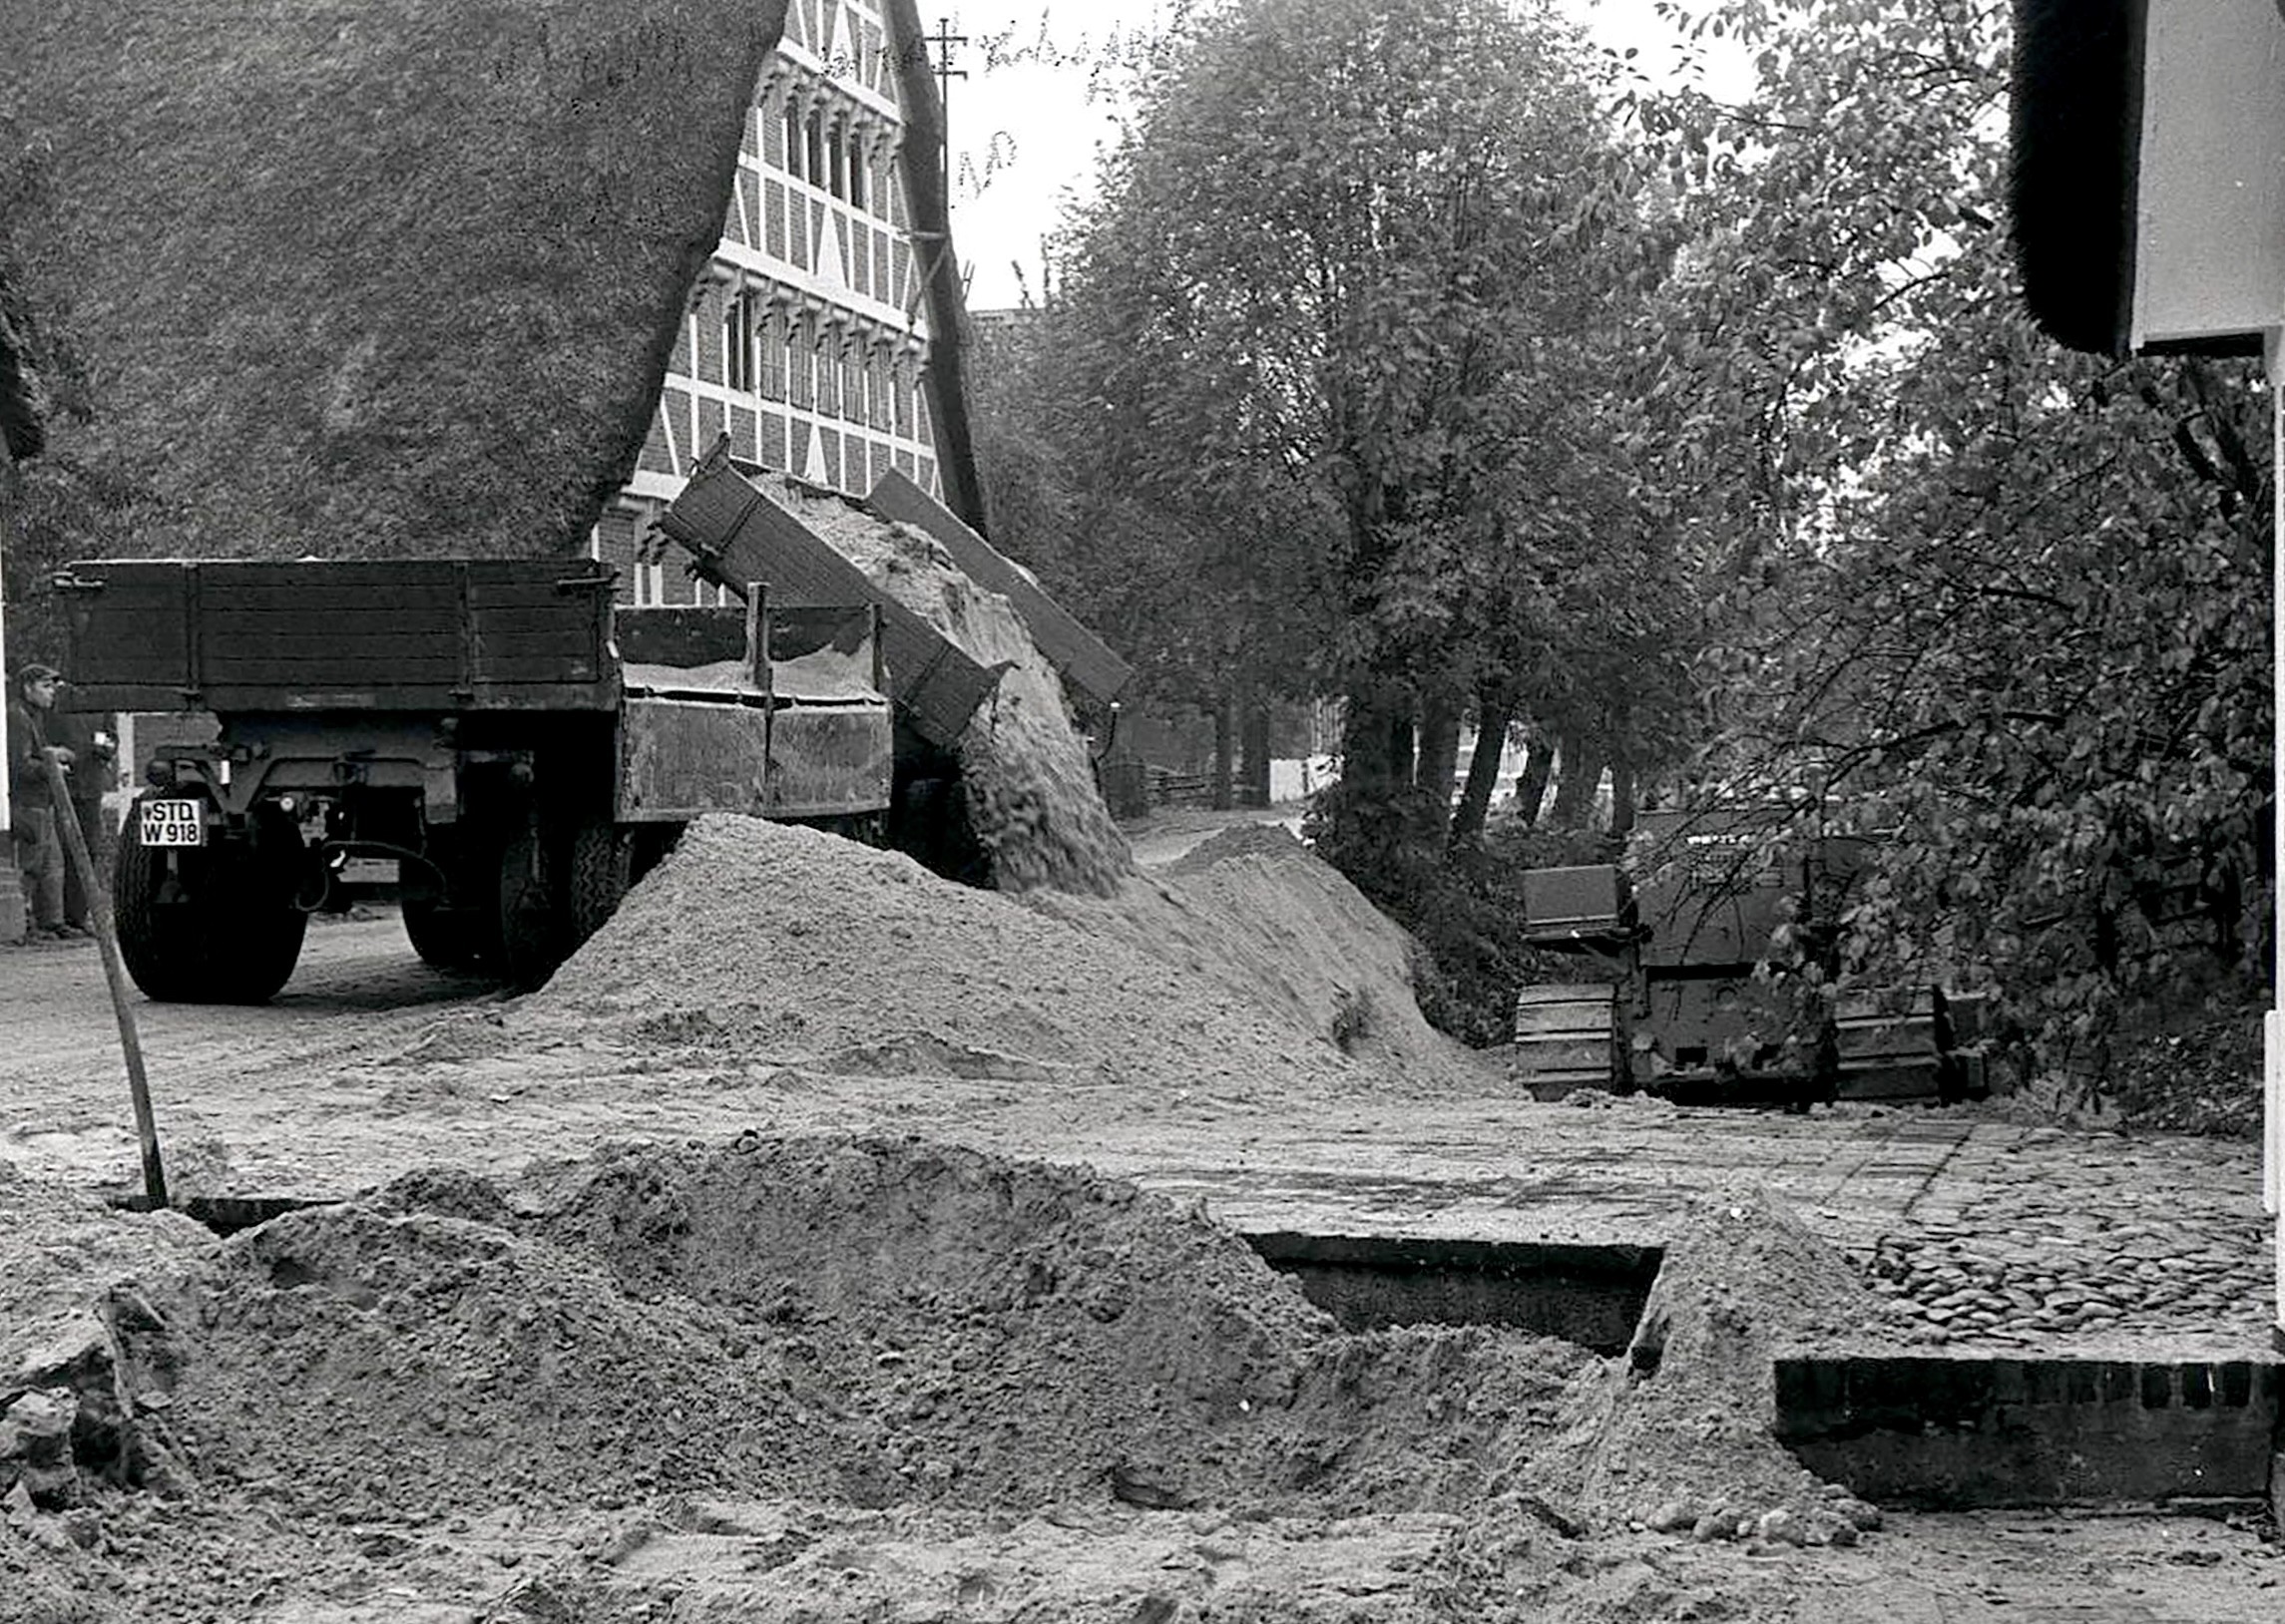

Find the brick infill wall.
[{"left": 1775, "top": 1354, "right": 2282, "bottom": 1506}]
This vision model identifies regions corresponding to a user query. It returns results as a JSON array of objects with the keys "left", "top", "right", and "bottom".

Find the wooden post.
[
  {"left": 743, "top": 581, "right": 771, "bottom": 699},
  {"left": 2250, "top": 333, "right": 2285, "bottom": 1360},
  {"left": 42, "top": 755, "right": 166, "bottom": 1210}
]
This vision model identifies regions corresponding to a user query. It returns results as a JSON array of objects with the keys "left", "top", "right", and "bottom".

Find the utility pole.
[{"left": 928, "top": 15, "right": 967, "bottom": 210}]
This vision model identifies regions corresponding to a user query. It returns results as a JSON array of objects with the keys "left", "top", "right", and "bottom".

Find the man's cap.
[{"left": 16, "top": 663, "right": 62, "bottom": 685}]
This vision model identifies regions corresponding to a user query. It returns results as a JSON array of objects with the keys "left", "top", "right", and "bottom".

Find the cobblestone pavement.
[{"left": 1071, "top": 1099, "right": 2278, "bottom": 1360}]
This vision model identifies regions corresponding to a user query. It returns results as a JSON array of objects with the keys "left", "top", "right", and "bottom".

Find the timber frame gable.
[{"left": 603, "top": 0, "right": 980, "bottom": 608}]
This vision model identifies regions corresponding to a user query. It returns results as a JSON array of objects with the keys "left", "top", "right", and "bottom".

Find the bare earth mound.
[
  {"left": 1545, "top": 1189, "right": 1887, "bottom": 1546},
  {"left": 518, "top": 815, "right": 1460, "bottom": 1101},
  {"left": 25, "top": 1135, "right": 1611, "bottom": 1621},
  {"left": 1034, "top": 823, "right": 1482, "bottom": 1089}
]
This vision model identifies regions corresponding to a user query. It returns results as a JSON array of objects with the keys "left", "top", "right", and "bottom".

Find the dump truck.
[
  {"left": 59, "top": 557, "right": 905, "bottom": 999},
  {"left": 1511, "top": 808, "right": 1988, "bottom": 1104}
]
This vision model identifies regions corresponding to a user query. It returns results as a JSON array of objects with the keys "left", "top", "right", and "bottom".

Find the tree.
[
  {"left": 967, "top": 300, "right": 1340, "bottom": 795},
  {"left": 1634, "top": 0, "right": 2270, "bottom": 1079},
  {"left": 1046, "top": 0, "right": 1681, "bottom": 847}
]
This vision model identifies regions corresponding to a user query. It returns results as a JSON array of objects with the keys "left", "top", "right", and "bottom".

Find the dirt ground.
[{"left": 2, "top": 809, "right": 2280, "bottom": 1622}]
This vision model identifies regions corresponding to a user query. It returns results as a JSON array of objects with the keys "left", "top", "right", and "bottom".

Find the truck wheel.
[
  {"left": 496, "top": 821, "right": 566, "bottom": 992},
  {"left": 113, "top": 799, "right": 307, "bottom": 1004},
  {"left": 113, "top": 802, "right": 208, "bottom": 1002},
  {"left": 566, "top": 816, "right": 631, "bottom": 950},
  {"left": 203, "top": 804, "right": 310, "bottom": 1005},
  {"left": 402, "top": 897, "right": 486, "bottom": 971}
]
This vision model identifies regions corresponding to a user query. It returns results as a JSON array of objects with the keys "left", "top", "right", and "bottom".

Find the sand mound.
[
  {"left": 0, "top": 1163, "right": 211, "bottom": 1385},
  {"left": 1544, "top": 1189, "right": 1884, "bottom": 1543},
  {"left": 525, "top": 816, "right": 1425, "bottom": 1097},
  {"left": 1033, "top": 825, "right": 1476, "bottom": 1087},
  {"left": 93, "top": 1136, "right": 1594, "bottom": 1528}
]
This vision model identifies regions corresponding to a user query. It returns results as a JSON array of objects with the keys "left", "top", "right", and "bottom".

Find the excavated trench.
[
  {"left": 1248, "top": 1233, "right": 1665, "bottom": 1356},
  {"left": 97, "top": 1160, "right": 2276, "bottom": 1519}
]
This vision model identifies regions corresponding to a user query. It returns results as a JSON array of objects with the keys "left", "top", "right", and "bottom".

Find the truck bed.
[
  {"left": 59, "top": 559, "right": 620, "bottom": 714},
  {"left": 655, "top": 442, "right": 1000, "bottom": 750}
]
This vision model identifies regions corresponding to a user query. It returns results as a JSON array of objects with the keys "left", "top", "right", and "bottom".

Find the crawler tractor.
[{"left": 1511, "top": 809, "right": 1989, "bottom": 1105}]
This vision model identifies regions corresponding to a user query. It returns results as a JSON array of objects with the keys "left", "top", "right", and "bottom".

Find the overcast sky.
[{"left": 939, "top": 0, "right": 1751, "bottom": 308}]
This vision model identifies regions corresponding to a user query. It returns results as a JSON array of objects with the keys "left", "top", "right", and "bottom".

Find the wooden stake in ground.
[{"left": 41, "top": 754, "right": 167, "bottom": 1210}]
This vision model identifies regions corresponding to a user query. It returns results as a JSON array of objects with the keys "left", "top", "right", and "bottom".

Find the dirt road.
[{"left": 2, "top": 832, "right": 2279, "bottom": 1623}]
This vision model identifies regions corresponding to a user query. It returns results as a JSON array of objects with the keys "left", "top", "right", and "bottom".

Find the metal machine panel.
[
  {"left": 1521, "top": 865, "right": 1626, "bottom": 937},
  {"left": 764, "top": 703, "right": 894, "bottom": 819},
  {"left": 619, "top": 696, "right": 773, "bottom": 820},
  {"left": 1512, "top": 984, "right": 1619, "bottom": 1095},
  {"left": 617, "top": 696, "right": 890, "bottom": 823},
  {"left": 61, "top": 558, "right": 619, "bottom": 715}
]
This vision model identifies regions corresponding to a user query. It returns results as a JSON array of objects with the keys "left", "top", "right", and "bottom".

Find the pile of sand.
[
  {"left": 1033, "top": 824, "right": 1474, "bottom": 1086},
  {"left": 0, "top": 1163, "right": 211, "bottom": 1385},
  {"left": 523, "top": 814, "right": 1474, "bottom": 1098},
  {"left": 1542, "top": 1188, "right": 1886, "bottom": 1545},
  {"left": 7, "top": 1141, "right": 1905, "bottom": 1621},
  {"left": 84, "top": 1137, "right": 1595, "bottom": 1522}
]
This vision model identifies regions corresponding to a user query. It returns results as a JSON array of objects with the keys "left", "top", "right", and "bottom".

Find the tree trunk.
[
  {"left": 1211, "top": 692, "right": 1235, "bottom": 811},
  {"left": 1450, "top": 691, "right": 1511, "bottom": 846},
  {"left": 1415, "top": 688, "right": 1461, "bottom": 831},
  {"left": 1241, "top": 703, "right": 1272, "bottom": 808},
  {"left": 1550, "top": 733, "right": 1604, "bottom": 829},
  {"left": 1513, "top": 721, "right": 1554, "bottom": 826},
  {"left": 1341, "top": 676, "right": 1415, "bottom": 800},
  {"left": 1386, "top": 706, "right": 1416, "bottom": 790},
  {"left": 1609, "top": 753, "right": 1637, "bottom": 838}
]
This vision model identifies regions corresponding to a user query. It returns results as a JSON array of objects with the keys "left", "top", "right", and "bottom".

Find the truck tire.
[
  {"left": 566, "top": 816, "right": 631, "bottom": 950},
  {"left": 113, "top": 802, "right": 207, "bottom": 1002},
  {"left": 402, "top": 897, "right": 486, "bottom": 971},
  {"left": 113, "top": 798, "right": 308, "bottom": 1004},
  {"left": 202, "top": 803, "right": 310, "bottom": 1005},
  {"left": 496, "top": 820, "right": 566, "bottom": 992}
]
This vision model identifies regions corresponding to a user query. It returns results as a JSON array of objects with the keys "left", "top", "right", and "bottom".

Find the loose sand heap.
[
  {"left": 1544, "top": 1188, "right": 1887, "bottom": 1547},
  {"left": 4, "top": 1135, "right": 1654, "bottom": 1621},
  {"left": 769, "top": 478, "right": 1133, "bottom": 898},
  {"left": 508, "top": 813, "right": 1485, "bottom": 1098},
  {"left": 1034, "top": 822, "right": 1464, "bottom": 1083},
  {"left": 0, "top": 1138, "right": 1904, "bottom": 1622}
]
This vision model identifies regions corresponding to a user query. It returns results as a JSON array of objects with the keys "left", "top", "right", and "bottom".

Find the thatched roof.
[
  {"left": 0, "top": 0, "right": 791, "bottom": 557},
  {"left": 2008, "top": 0, "right": 2263, "bottom": 358}
]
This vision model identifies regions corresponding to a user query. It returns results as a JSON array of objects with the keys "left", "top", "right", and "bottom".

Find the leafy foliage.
[
  {"left": 1635, "top": 0, "right": 2271, "bottom": 1090},
  {"left": 984, "top": 0, "right": 2271, "bottom": 1081}
]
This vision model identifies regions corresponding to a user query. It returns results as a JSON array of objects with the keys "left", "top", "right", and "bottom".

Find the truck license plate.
[{"left": 140, "top": 799, "right": 206, "bottom": 848}]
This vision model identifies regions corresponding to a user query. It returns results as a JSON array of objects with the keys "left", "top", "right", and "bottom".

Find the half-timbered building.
[{"left": 596, "top": 0, "right": 957, "bottom": 606}]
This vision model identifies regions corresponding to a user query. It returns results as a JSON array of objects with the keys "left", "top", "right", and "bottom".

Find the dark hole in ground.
[
  {"left": 1246, "top": 1232, "right": 1664, "bottom": 1356},
  {"left": 105, "top": 1193, "right": 339, "bottom": 1236}
]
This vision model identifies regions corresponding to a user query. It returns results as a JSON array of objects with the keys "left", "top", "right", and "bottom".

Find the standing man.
[
  {"left": 7, "top": 662, "right": 79, "bottom": 941},
  {"left": 48, "top": 699, "right": 114, "bottom": 934}
]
